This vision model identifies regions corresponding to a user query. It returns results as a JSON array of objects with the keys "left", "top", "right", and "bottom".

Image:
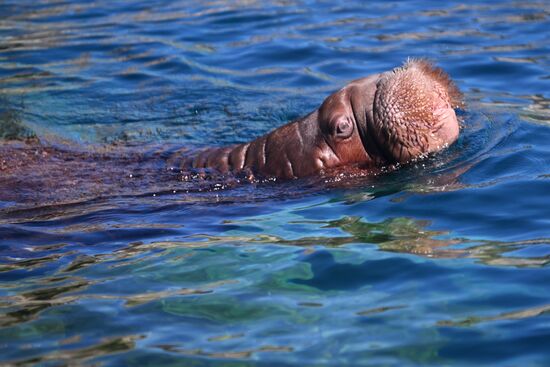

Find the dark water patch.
[
  {"left": 437, "top": 329, "right": 550, "bottom": 365},
  {"left": 291, "top": 250, "right": 452, "bottom": 291}
]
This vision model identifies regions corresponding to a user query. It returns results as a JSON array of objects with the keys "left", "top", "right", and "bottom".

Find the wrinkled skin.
[{"left": 184, "top": 59, "right": 462, "bottom": 179}]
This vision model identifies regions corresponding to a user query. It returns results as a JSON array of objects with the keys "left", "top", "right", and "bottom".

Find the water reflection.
[
  {"left": 0, "top": 279, "right": 91, "bottom": 327},
  {"left": 438, "top": 303, "right": 550, "bottom": 327},
  {"left": 0, "top": 272, "right": 226, "bottom": 328},
  {"left": 6, "top": 334, "right": 144, "bottom": 366},
  {"left": 522, "top": 94, "right": 550, "bottom": 124},
  {"left": 155, "top": 343, "right": 293, "bottom": 360}
]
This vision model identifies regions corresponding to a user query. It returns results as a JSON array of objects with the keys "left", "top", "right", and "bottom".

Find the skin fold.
[{"left": 184, "top": 59, "right": 462, "bottom": 180}]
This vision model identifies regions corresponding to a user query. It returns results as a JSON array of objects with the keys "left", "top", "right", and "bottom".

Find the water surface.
[{"left": 1, "top": 1, "right": 550, "bottom": 366}]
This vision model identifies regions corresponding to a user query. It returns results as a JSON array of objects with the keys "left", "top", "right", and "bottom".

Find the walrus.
[
  {"left": 180, "top": 59, "right": 462, "bottom": 180},
  {"left": 0, "top": 59, "right": 462, "bottom": 207}
]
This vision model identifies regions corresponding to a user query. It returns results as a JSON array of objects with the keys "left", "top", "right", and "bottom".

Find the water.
[{"left": 1, "top": 0, "right": 550, "bottom": 365}]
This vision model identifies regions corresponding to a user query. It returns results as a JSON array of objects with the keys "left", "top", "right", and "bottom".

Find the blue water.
[{"left": 1, "top": 1, "right": 550, "bottom": 366}]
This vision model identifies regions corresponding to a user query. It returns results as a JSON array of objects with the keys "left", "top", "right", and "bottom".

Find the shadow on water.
[{"left": 291, "top": 250, "right": 450, "bottom": 291}]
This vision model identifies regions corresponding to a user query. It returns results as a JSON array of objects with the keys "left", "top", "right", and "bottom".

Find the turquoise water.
[{"left": 1, "top": 1, "right": 550, "bottom": 366}]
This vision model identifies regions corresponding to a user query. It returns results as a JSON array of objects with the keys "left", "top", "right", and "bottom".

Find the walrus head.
[{"left": 318, "top": 59, "right": 462, "bottom": 169}]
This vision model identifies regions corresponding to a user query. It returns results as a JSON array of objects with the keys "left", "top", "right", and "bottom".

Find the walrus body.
[
  {"left": 183, "top": 59, "right": 462, "bottom": 180},
  {"left": 0, "top": 60, "right": 462, "bottom": 206}
]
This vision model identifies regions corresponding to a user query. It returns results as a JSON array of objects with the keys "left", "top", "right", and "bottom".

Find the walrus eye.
[{"left": 332, "top": 116, "right": 353, "bottom": 140}]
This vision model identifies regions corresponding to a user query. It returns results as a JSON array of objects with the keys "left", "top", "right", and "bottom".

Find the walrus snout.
[{"left": 370, "top": 59, "right": 462, "bottom": 163}]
